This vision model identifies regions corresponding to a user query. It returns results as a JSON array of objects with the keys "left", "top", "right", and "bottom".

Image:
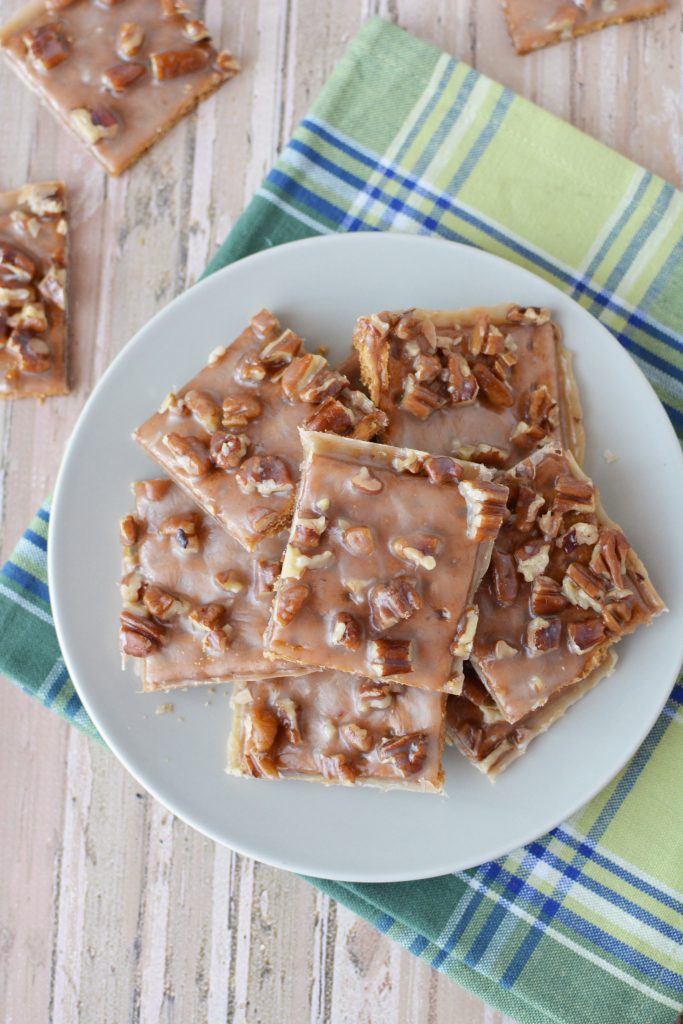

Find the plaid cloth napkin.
[{"left": 2, "top": 17, "right": 682, "bottom": 1024}]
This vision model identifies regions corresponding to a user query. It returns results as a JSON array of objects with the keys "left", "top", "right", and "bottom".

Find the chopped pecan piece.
[
  {"left": 459, "top": 479, "right": 509, "bottom": 541},
  {"left": 214, "top": 570, "right": 244, "bottom": 595},
  {"left": 247, "top": 507, "right": 281, "bottom": 535},
  {"left": 331, "top": 612, "right": 362, "bottom": 650},
  {"left": 341, "top": 526, "right": 375, "bottom": 556},
  {"left": 256, "top": 560, "right": 280, "bottom": 595},
  {"left": 8, "top": 302, "right": 48, "bottom": 333},
  {"left": 391, "top": 535, "right": 438, "bottom": 571},
  {"left": 162, "top": 433, "right": 211, "bottom": 477},
  {"left": 235, "top": 351, "right": 266, "bottom": 384},
  {"left": 222, "top": 393, "right": 262, "bottom": 428},
  {"left": 189, "top": 602, "right": 225, "bottom": 631},
  {"left": 455, "top": 443, "right": 507, "bottom": 468},
  {"left": 514, "top": 485, "right": 545, "bottom": 532},
  {"left": 553, "top": 474, "right": 595, "bottom": 514},
  {"left": 102, "top": 62, "right": 145, "bottom": 92},
  {"left": 562, "top": 564, "right": 605, "bottom": 613},
  {"left": 202, "top": 626, "right": 233, "bottom": 656},
  {"left": 350, "top": 466, "right": 382, "bottom": 493},
  {"left": 530, "top": 575, "right": 568, "bottom": 616},
  {"left": 184, "top": 18, "right": 211, "bottom": 42},
  {"left": 490, "top": 550, "right": 518, "bottom": 605},
  {"left": 526, "top": 616, "right": 561, "bottom": 655},
  {"left": 143, "top": 586, "right": 186, "bottom": 620},
  {"left": 377, "top": 731, "right": 427, "bottom": 775},
  {"left": 492, "top": 349, "right": 518, "bottom": 380},
  {"left": 241, "top": 752, "right": 279, "bottom": 779},
  {"left": 150, "top": 47, "right": 210, "bottom": 80},
  {"left": 274, "top": 698, "right": 301, "bottom": 744},
  {"left": 560, "top": 522, "right": 599, "bottom": 554},
  {"left": 506, "top": 305, "right": 550, "bottom": 326},
  {"left": 214, "top": 51, "right": 240, "bottom": 75},
  {"left": 357, "top": 680, "right": 393, "bottom": 711},
  {"left": 510, "top": 421, "right": 546, "bottom": 451},
  {"left": 22, "top": 22, "right": 69, "bottom": 71},
  {"left": 120, "top": 625, "right": 157, "bottom": 658},
  {"left": 413, "top": 351, "right": 441, "bottom": 384},
  {"left": 209, "top": 431, "right": 249, "bottom": 470},
  {"left": 0, "top": 242, "right": 35, "bottom": 283},
  {"left": 246, "top": 706, "right": 279, "bottom": 753},
  {"left": 318, "top": 752, "right": 357, "bottom": 785},
  {"left": 514, "top": 539, "right": 550, "bottom": 582},
  {"left": 117, "top": 21, "right": 144, "bottom": 57},
  {"left": 450, "top": 606, "right": 479, "bottom": 658},
  {"left": 38, "top": 268, "right": 66, "bottom": 310},
  {"left": 18, "top": 182, "right": 64, "bottom": 216},
  {"left": 142, "top": 479, "right": 172, "bottom": 501},
  {"left": 590, "top": 528, "right": 629, "bottom": 588},
  {"left": 183, "top": 389, "right": 221, "bottom": 433},
  {"left": 281, "top": 355, "right": 345, "bottom": 403},
  {"left": 399, "top": 375, "right": 445, "bottom": 419},
  {"left": 472, "top": 362, "right": 514, "bottom": 408},
  {"left": 250, "top": 308, "right": 280, "bottom": 339},
  {"left": 158, "top": 513, "right": 198, "bottom": 550},
  {"left": 236, "top": 454, "right": 293, "bottom": 496},
  {"left": 368, "top": 578, "right": 422, "bottom": 632},
  {"left": 260, "top": 328, "right": 303, "bottom": 367},
  {"left": 494, "top": 640, "right": 518, "bottom": 659},
  {"left": 566, "top": 618, "right": 606, "bottom": 654},
  {"left": 0, "top": 285, "right": 33, "bottom": 308},
  {"left": 6, "top": 331, "right": 52, "bottom": 373},
  {"left": 340, "top": 723, "right": 372, "bottom": 752},
  {"left": 120, "top": 570, "right": 144, "bottom": 607},
  {"left": 120, "top": 609, "right": 165, "bottom": 646},
  {"left": 368, "top": 638, "right": 412, "bottom": 676},
  {"left": 70, "top": 106, "right": 119, "bottom": 144},
  {"left": 602, "top": 598, "right": 633, "bottom": 634},
  {"left": 424, "top": 455, "right": 463, "bottom": 485},
  {"left": 292, "top": 513, "right": 327, "bottom": 549},
  {"left": 274, "top": 580, "right": 310, "bottom": 625},
  {"left": 537, "top": 509, "right": 563, "bottom": 541},
  {"left": 119, "top": 514, "right": 139, "bottom": 546},
  {"left": 527, "top": 384, "right": 559, "bottom": 427},
  {"left": 302, "top": 397, "right": 355, "bottom": 434}
]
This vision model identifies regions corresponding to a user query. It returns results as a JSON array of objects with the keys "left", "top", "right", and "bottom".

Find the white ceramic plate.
[{"left": 49, "top": 233, "right": 683, "bottom": 882}]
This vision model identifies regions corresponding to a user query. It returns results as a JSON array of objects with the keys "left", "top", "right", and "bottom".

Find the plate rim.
[{"left": 48, "top": 231, "right": 683, "bottom": 881}]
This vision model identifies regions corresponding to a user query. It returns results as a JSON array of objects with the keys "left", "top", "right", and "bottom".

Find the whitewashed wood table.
[{"left": 1, "top": 1, "right": 681, "bottom": 1021}]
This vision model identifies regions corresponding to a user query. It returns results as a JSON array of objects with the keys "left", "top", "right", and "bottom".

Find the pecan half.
[
  {"left": 530, "top": 575, "right": 567, "bottom": 616},
  {"left": 6, "top": 331, "right": 52, "bottom": 373},
  {"left": 163, "top": 433, "right": 211, "bottom": 476},
  {"left": 341, "top": 525, "right": 375, "bottom": 556},
  {"left": 590, "top": 528, "right": 629, "bottom": 588},
  {"left": 490, "top": 550, "right": 518, "bottom": 605},
  {"left": 292, "top": 513, "right": 327, "bottom": 550},
  {"left": 357, "top": 680, "right": 393, "bottom": 711},
  {"left": 340, "top": 723, "right": 372, "bottom": 752},
  {"left": 23, "top": 22, "right": 69, "bottom": 71},
  {"left": 399, "top": 375, "right": 445, "bottom": 419},
  {"left": 214, "top": 50, "right": 240, "bottom": 75},
  {"left": 102, "top": 62, "right": 145, "bottom": 91},
  {"left": 472, "top": 363, "right": 514, "bottom": 408},
  {"left": 449, "top": 606, "right": 479, "bottom": 658},
  {"left": 602, "top": 598, "right": 633, "bottom": 634},
  {"left": 302, "top": 396, "right": 355, "bottom": 434},
  {"left": 281, "top": 354, "right": 344, "bottom": 403},
  {"left": 120, "top": 625, "right": 157, "bottom": 658},
  {"left": 368, "top": 578, "right": 422, "bottom": 632},
  {"left": 562, "top": 564, "right": 605, "bottom": 613},
  {"left": 117, "top": 21, "right": 144, "bottom": 57},
  {"left": 368, "top": 638, "right": 412, "bottom": 676},
  {"left": 183, "top": 389, "right": 221, "bottom": 433},
  {"left": 274, "top": 580, "right": 310, "bottom": 626},
  {"left": 526, "top": 616, "right": 561, "bottom": 655},
  {"left": 350, "top": 466, "right": 382, "bottom": 493},
  {"left": 222, "top": 392, "right": 262, "bottom": 428},
  {"left": 260, "top": 328, "right": 303, "bottom": 367},
  {"left": 235, "top": 351, "right": 266, "bottom": 384},
  {"left": 566, "top": 618, "right": 606, "bottom": 655},
  {"left": 256, "top": 560, "right": 280, "bottom": 595},
  {"left": 514, "top": 539, "right": 550, "bottom": 582},
  {"left": 209, "top": 431, "right": 249, "bottom": 470},
  {"left": 70, "top": 106, "right": 119, "bottom": 144},
  {"left": 553, "top": 474, "right": 595, "bottom": 515},
  {"left": 424, "top": 455, "right": 463, "bottom": 485},
  {"left": 331, "top": 612, "right": 362, "bottom": 650},
  {"left": 377, "top": 731, "right": 427, "bottom": 775},
  {"left": 120, "top": 609, "right": 165, "bottom": 646},
  {"left": 236, "top": 454, "right": 293, "bottom": 496},
  {"left": 150, "top": 47, "right": 209, "bottom": 80},
  {"left": 459, "top": 479, "right": 509, "bottom": 541},
  {"left": 245, "top": 706, "right": 279, "bottom": 753}
]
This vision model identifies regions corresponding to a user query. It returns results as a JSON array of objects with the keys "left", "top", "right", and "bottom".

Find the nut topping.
[
  {"left": 260, "top": 329, "right": 303, "bottom": 367},
  {"left": 183, "top": 389, "right": 221, "bottom": 433},
  {"left": 119, "top": 514, "right": 139, "bottom": 546},
  {"left": 103, "top": 62, "right": 146, "bottom": 92},
  {"left": 340, "top": 723, "right": 372, "bottom": 752},
  {"left": 602, "top": 598, "right": 633, "bottom": 634},
  {"left": 454, "top": 443, "right": 507, "bottom": 469},
  {"left": 247, "top": 507, "right": 281, "bottom": 535},
  {"left": 530, "top": 575, "right": 568, "bottom": 616},
  {"left": 18, "top": 182, "right": 64, "bottom": 216},
  {"left": 424, "top": 456, "right": 463, "bottom": 485},
  {"left": 553, "top": 474, "right": 595, "bottom": 514},
  {"left": 150, "top": 47, "right": 210, "bottom": 81},
  {"left": 274, "top": 580, "right": 310, "bottom": 625},
  {"left": 399, "top": 375, "right": 445, "bottom": 419},
  {"left": 256, "top": 560, "right": 280, "bottom": 595},
  {"left": 506, "top": 305, "right": 550, "bottom": 326},
  {"left": 222, "top": 393, "right": 262, "bottom": 428},
  {"left": 292, "top": 514, "right": 327, "bottom": 550},
  {"left": 8, "top": 302, "right": 48, "bottom": 333},
  {"left": 377, "top": 731, "right": 427, "bottom": 775},
  {"left": 331, "top": 612, "right": 362, "bottom": 650},
  {"left": 341, "top": 526, "right": 375, "bottom": 556},
  {"left": 514, "top": 539, "right": 550, "bottom": 582},
  {"left": 302, "top": 397, "right": 355, "bottom": 434},
  {"left": 245, "top": 707, "right": 279, "bottom": 754},
  {"left": 117, "top": 21, "right": 144, "bottom": 58},
  {"left": 318, "top": 752, "right": 357, "bottom": 785},
  {"left": 513, "top": 485, "right": 545, "bottom": 532},
  {"left": 450, "top": 606, "right": 479, "bottom": 658},
  {"left": 459, "top": 479, "right": 509, "bottom": 541},
  {"left": 6, "top": 331, "right": 52, "bottom": 373},
  {"left": 350, "top": 466, "right": 382, "bottom": 493},
  {"left": 493, "top": 640, "right": 518, "bottom": 659},
  {"left": 250, "top": 309, "right": 280, "bottom": 339},
  {"left": 120, "top": 570, "right": 144, "bottom": 606},
  {"left": 70, "top": 106, "right": 119, "bottom": 144},
  {"left": 566, "top": 618, "right": 606, "bottom": 654},
  {"left": 560, "top": 522, "right": 599, "bottom": 553},
  {"left": 368, "top": 577, "right": 422, "bottom": 632},
  {"left": 162, "top": 433, "right": 211, "bottom": 477},
  {"left": 391, "top": 535, "right": 438, "bottom": 570},
  {"left": 490, "top": 550, "right": 518, "bottom": 605},
  {"left": 203, "top": 625, "right": 234, "bottom": 656},
  {"left": 214, "top": 570, "right": 244, "bottom": 595},
  {"left": 209, "top": 431, "right": 249, "bottom": 470},
  {"left": 526, "top": 616, "right": 561, "bottom": 655},
  {"left": 184, "top": 19, "right": 211, "bottom": 42},
  {"left": 189, "top": 603, "right": 225, "bottom": 631},
  {"left": 236, "top": 454, "right": 293, "bottom": 496},
  {"left": 22, "top": 22, "right": 69, "bottom": 71},
  {"left": 510, "top": 420, "right": 546, "bottom": 450},
  {"left": 562, "top": 564, "right": 605, "bottom": 613},
  {"left": 413, "top": 351, "right": 441, "bottom": 384},
  {"left": 472, "top": 363, "right": 514, "bottom": 408},
  {"left": 590, "top": 528, "right": 629, "bottom": 588},
  {"left": 120, "top": 609, "right": 165, "bottom": 651},
  {"left": 235, "top": 351, "right": 266, "bottom": 384},
  {"left": 275, "top": 698, "right": 301, "bottom": 744},
  {"left": 368, "top": 638, "right": 412, "bottom": 676},
  {"left": 357, "top": 680, "right": 393, "bottom": 711},
  {"left": 527, "top": 384, "right": 559, "bottom": 427},
  {"left": 0, "top": 242, "right": 35, "bottom": 283},
  {"left": 159, "top": 513, "right": 200, "bottom": 553},
  {"left": 143, "top": 586, "right": 186, "bottom": 620}
]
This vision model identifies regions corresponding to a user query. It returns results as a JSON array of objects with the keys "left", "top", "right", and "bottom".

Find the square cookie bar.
[
  {"left": 471, "top": 441, "right": 665, "bottom": 723},
  {"left": 446, "top": 654, "right": 616, "bottom": 778},
  {"left": 353, "top": 304, "right": 584, "bottom": 470},
  {"left": 266, "top": 430, "right": 508, "bottom": 694},
  {"left": 134, "top": 310, "right": 386, "bottom": 551},
  {"left": 227, "top": 671, "right": 446, "bottom": 793},
  {"left": 0, "top": 181, "right": 68, "bottom": 399},
  {"left": 499, "top": 0, "right": 668, "bottom": 55},
  {"left": 0, "top": 0, "right": 239, "bottom": 176},
  {"left": 119, "top": 478, "right": 299, "bottom": 691}
]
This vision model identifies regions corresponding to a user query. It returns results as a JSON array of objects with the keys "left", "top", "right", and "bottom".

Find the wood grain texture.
[{"left": 0, "top": 0, "right": 680, "bottom": 1021}]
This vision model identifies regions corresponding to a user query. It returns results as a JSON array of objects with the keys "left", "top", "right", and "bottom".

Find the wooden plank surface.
[{"left": 0, "top": 1, "right": 680, "bottom": 1021}]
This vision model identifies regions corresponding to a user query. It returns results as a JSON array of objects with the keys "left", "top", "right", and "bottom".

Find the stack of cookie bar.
[{"left": 119, "top": 305, "right": 665, "bottom": 792}]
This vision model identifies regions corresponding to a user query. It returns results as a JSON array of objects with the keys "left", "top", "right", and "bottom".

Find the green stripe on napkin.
[{"left": 2, "top": 18, "right": 682, "bottom": 1024}]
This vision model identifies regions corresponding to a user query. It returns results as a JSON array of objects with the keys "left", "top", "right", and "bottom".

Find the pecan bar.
[
  {"left": 134, "top": 310, "right": 386, "bottom": 551},
  {"left": 119, "top": 478, "right": 299, "bottom": 691},
  {"left": 353, "top": 304, "right": 584, "bottom": 470},
  {"left": 227, "top": 672, "right": 446, "bottom": 793},
  {"left": 0, "top": 181, "right": 68, "bottom": 400},
  {"left": 499, "top": 0, "right": 668, "bottom": 55},
  {"left": 265, "top": 430, "right": 508, "bottom": 694},
  {"left": 0, "top": 0, "right": 239, "bottom": 176},
  {"left": 446, "top": 654, "right": 616, "bottom": 778},
  {"left": 471, "top": 440, "right": 666, "bottom": 723}
]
